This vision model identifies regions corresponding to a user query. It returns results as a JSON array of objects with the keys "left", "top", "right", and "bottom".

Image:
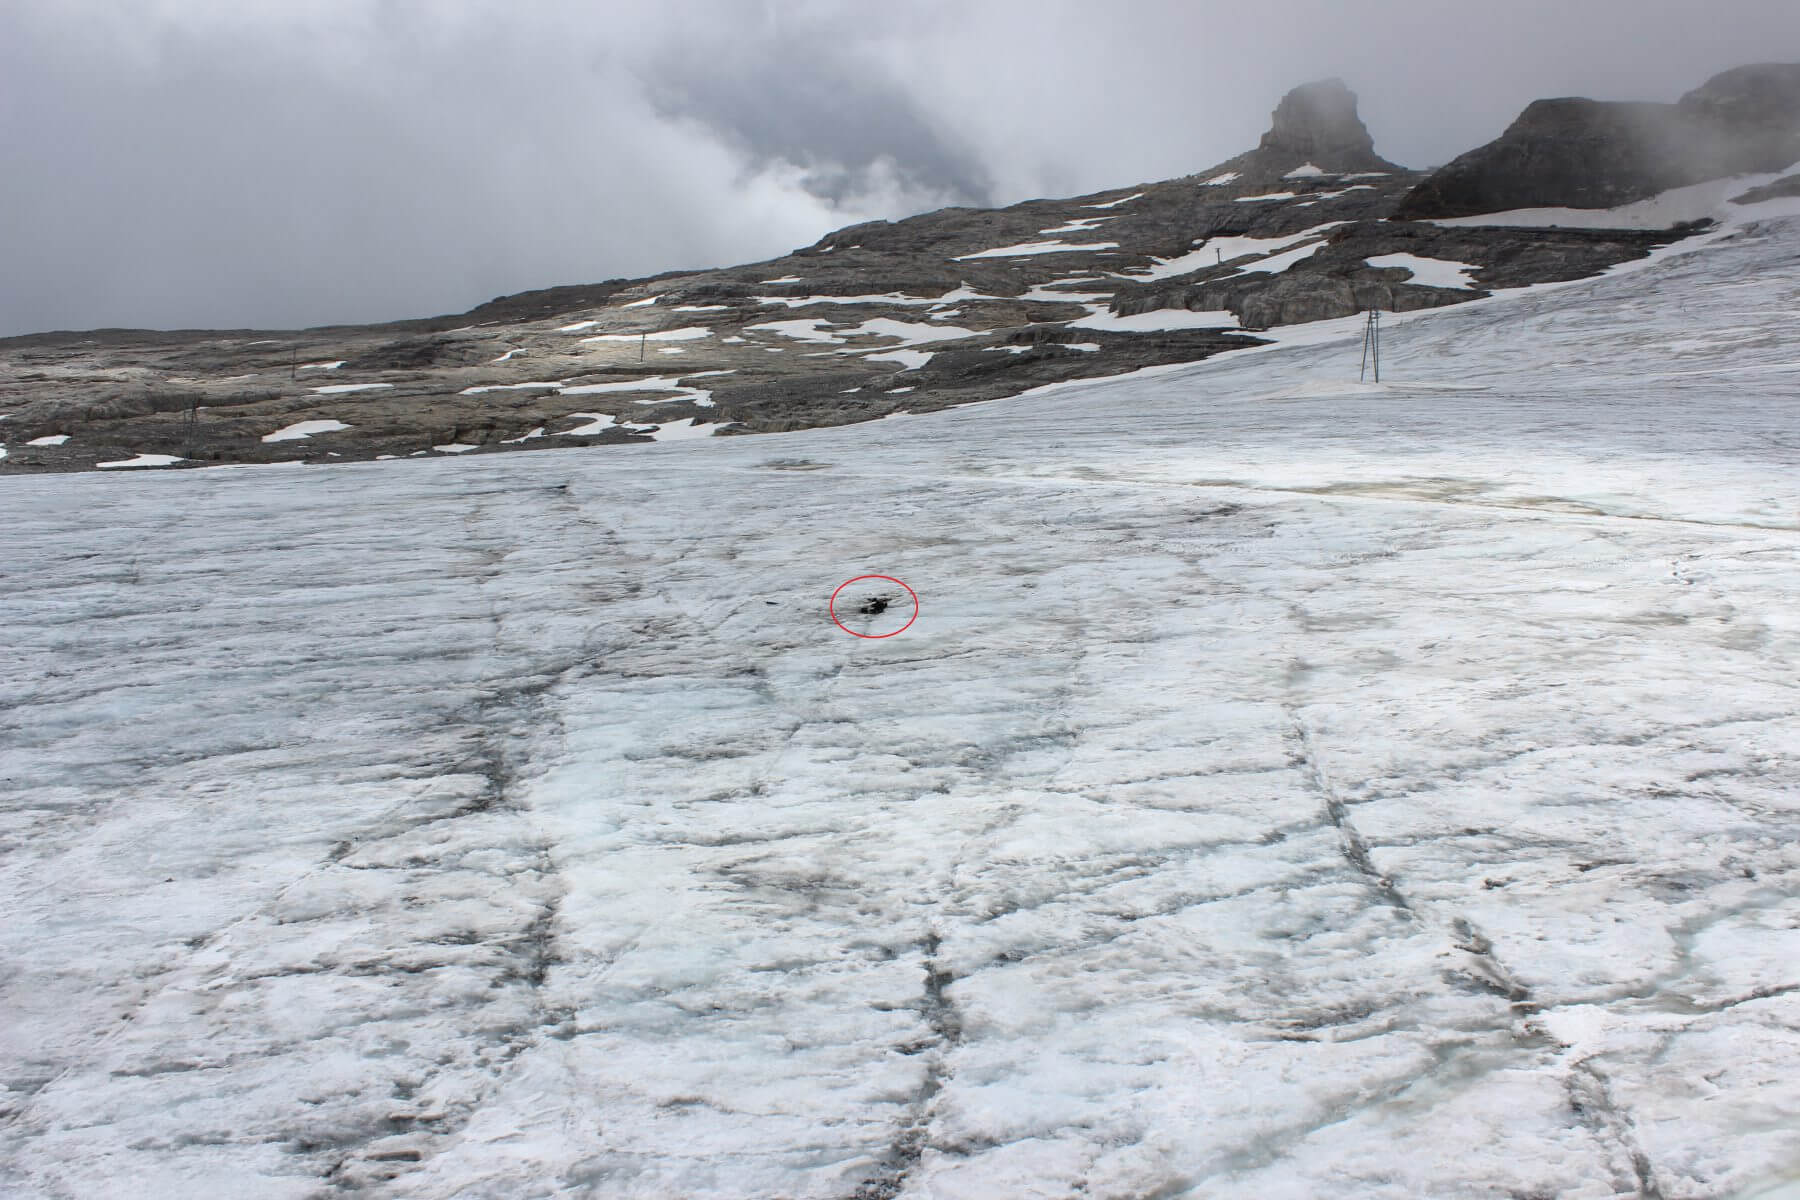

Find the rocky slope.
[
  {"left": 1, "top": 69, "right": 1779, "bottom": 474},
  {"left": 1395, "top": 62, "right": 1800, "bottom": 219}
]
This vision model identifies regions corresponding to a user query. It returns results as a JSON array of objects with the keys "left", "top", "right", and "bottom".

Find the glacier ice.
[{"left": 3, "top": 215, "right": 1800, "bottom": 1197}]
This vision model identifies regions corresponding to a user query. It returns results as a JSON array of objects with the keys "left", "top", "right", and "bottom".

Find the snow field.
[
  {"left": 955, "top": 240, "right": 1122, "bottom": 260},
  {"left": 262, "top": 420, "right": 352, "bottom": 443},
  {"left": 92, "top": 453, "right": 185, "bottom": 469},
  {"left": 1134, "top": 224, "right": 1344, "bottom": 281},
  {"left": 1038, "top": 216, "right": 1117, "bottom": 236},
  {"left": 3, "top": 207, "right": 1800, "bottom": 1199},
  {"left": 1365, "top": 253, "right": 1480, "bottom": 290},
  {"left": 580, "top": 326, "right": 714, "bottom": 344},
  {"left": 1082, "top": 192, "right": 1144, "bottom": 210}
]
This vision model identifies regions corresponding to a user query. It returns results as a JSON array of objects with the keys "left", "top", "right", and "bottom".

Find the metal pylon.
[
  {"left": 182, "top": 399, "right": 200, "bottom": 459},
  {"left": 1359, "top": 309, "right": 1381, "bottom": 383}
]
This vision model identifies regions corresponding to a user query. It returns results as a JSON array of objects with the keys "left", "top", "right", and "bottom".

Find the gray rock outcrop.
[
  {"left": 1395, "top": 62, "right": 1800, "bottom": 219},
  {"left": 1261, "top": 78, "right": 1377, "bottom": 161},
  {"left": 1220, "top": 78, "right": 1405, "bottom": 177}
]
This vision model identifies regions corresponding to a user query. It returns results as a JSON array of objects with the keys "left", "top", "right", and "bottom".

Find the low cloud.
[{"left": 2, "top": 0, "right": 1796, "bottom": 335}]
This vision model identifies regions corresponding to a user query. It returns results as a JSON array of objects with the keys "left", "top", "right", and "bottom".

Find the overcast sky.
[{"left": 3, "top": 0, "right": 1797, "bottom": 336}]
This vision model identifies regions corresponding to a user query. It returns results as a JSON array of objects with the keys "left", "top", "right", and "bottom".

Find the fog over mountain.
[{"left": 3, "top": 0, "right": 1798, "bottom": 336}]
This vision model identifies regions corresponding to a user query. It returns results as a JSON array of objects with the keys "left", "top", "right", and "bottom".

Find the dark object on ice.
[{"left": 859, "top": 596, "right": 890, "bottom": 616}]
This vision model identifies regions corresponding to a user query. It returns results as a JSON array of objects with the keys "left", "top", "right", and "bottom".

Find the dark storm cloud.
[
  {"left": 2, "top": 0, "right": 1798, "bottom": 337},
  {"left": 0, "top": 1, "right": 873, "bottom": 337},
  {"left": 636, "top": 26, "right": 994, "bottom": 209}
]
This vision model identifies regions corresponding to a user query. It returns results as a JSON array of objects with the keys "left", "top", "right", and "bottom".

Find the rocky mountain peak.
[
  {"left": 1395, "top": 62, "right": 1800, "bottom": 220},
  {"left": 1255, "top": 78, "right": 1391, "bottom": 170},
  {"left": 1677, "top": 62, "right": 1800, "bottom": 131}
]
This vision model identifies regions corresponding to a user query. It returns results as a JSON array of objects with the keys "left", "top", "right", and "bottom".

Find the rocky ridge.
[
  {"left": 1, "top": 66, "right": 1787, "bottom": 474},
  {"left": 1395, "top": 62, "right": 1800, "bottom": 219}
]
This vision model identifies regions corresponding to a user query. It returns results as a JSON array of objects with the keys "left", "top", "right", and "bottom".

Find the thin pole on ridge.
[
  {"left": 1359, "top": 309, "right": 1382, "bottom": 383},
  {"left": 182, "top": 397, "right": 200, "bottom": 460}
]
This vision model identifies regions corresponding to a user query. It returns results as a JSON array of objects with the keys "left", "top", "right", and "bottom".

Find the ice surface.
[
  {"left": 641, "top": 418, "right": 719, "bottom": 442},
  {"left": 1365, "top": 252, "right": 1480, "bottom": 290},
  {"left": 1019, "top": 284, "right": 1111, "bottom": 303},
  {"left": 757, "top": 318, "right": 978, "bottom": 351},
  {"left": 556, "top": 412, "right": 617, "bottom": 435},
  {"left": 840, "top": 318, "right": 978, "bottom": 346},
  {"left": 91, "top": 452, "right": 184, "bottom": 468},
  {"left": 262, "top": 420, "right": 352, "bottom": 443},
  {"left": 581, "top": 327, "right": 713, "bottom": 344},
  {"left": 459, "top": 383, "right": 565, "bottom": 395},
  {"left": 1039, "top": 217, "right": 1116, "bottom": 236},
  {"left": 556, "top": 376, "right": 688, "bottom": 396},
  {"left": 1081, "top": 192, "right": 1143, "bottom": 210},
  {"left": 6, "top": 213, "right": 1800, "bottom": 1199},
  {"left": 933, "top": 284, "right": 1004, "bottom": 303},
  {"left": 955, "top": 241, "right": 1121, "bottom": 260},
  {"left": 1237, "top": 241, "right": 1329, "bottom": 275},
  {"left": 1070, "top": 306, "right": 1241, "bottom": 332},
  {"left": 554, "top": 373, "right": 718, "bottom": 411},
  {"left": 756, "top": 293, "right": 945, "bottom": 308},
  {"left": 865, "top": 349, "right": 934, "bottom": 371},
  {"left": 1132, "top": 227, "right": 1345, "bottom": 282},
  {"left": 1430, "top": 168, "right": 1800, "bottom": 231},
  {"left": 748, "top": 318, "right": 847, "bottom": 344}
]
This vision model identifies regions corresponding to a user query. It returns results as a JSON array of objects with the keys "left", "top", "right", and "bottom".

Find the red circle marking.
[{"left": 830, "top": 575, "right": 919, "bottom": 639}]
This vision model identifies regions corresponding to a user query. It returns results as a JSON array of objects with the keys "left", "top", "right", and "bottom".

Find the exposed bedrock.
[
  {"left": 1262, "top": 78, "right": 1379, "bottom": 161},
  {"left": 1395, "top": 62, "right": 1800, "bottom": 219},
  {"left": 1218, "top": 77, "right": 1406, "bottom": 178},
  {"left": 1106, "top": 222, "right": 1690, "bottom": 331}
]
